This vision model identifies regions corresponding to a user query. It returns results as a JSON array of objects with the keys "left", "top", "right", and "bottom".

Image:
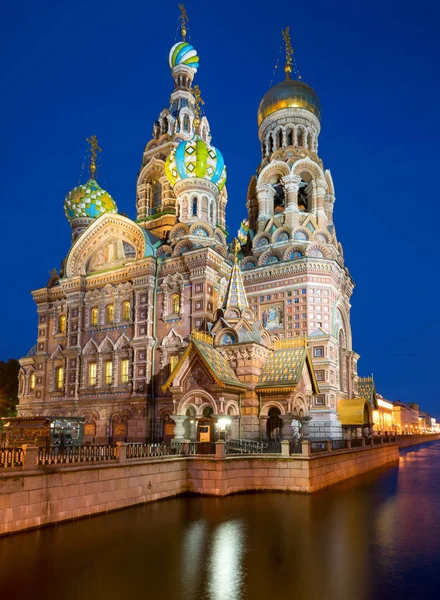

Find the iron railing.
[
  {"left": 350, "top": 438, "right": 364, "bottom": 448},
  {"left": 289, "top": 440, "right": 302, "bottom": 454},
  {"left": 0, "top": 447, "right": 23, "bottom": 468},
  {"left": 310, "top": 441, "right": 328, "bottom": 454},
  {"left": 225, "top": 439, "right": 282, "bottom": 455},
  {"left": 37, "top": 444, "right": 117, "bottom": 466},
  {"left": 188, "top": 442, "right": 216, "bottom": 455},
  {"left": 331, "top": 439, "right": 348, "bottom": 451}
]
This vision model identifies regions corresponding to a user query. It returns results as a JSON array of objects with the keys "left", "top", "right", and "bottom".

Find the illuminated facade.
[{"left": 17, "top": 14, "right": 372, "bottom": 442}]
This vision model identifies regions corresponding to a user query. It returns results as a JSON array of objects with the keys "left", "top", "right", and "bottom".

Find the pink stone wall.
[
  {"left": 0, "top": 444, "right": 400, "bottom": 536},
  {"left": 397, "top": 434, "right": 440, "bottom": 448}
]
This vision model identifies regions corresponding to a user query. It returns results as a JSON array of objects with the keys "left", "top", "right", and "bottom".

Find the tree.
[{"left": 0, "top": 359, "right": 20, "bottom": 419}]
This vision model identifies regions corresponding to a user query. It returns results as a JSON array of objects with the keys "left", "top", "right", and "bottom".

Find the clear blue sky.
[{"left": 0, "top": 0, "right": 439, "bottom": 415}]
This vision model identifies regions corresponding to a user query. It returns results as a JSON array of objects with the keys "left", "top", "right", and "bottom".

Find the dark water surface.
[{"left": 1, "top": 442, "right": 440, "bottom": 600}]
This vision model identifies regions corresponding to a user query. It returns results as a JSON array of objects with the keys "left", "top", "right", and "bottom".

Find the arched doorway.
[
  {"left": 184, "top": 406, "right": 197, "bottom": 441},
  {"left": 110, "top": 414, "right": 127, "bottom": 443},
  {"left": 162, "top": 414, "right": 174, "bottom": 443},
  {"left": 198, "top": 406, "right": 214, "bottom": 442},
  {"left": 267, "top": 407, "right": 282, "bottom": 440}
]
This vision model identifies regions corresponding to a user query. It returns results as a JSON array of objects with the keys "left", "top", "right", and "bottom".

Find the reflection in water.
[
  {"left": 1, "top": 441, "right": 440, "bottom": 600},
  {"left": 208, "top": 520, "right": 245, "bottom": 600}
]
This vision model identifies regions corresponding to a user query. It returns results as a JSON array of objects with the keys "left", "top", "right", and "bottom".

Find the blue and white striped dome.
[{"left": 169, "top": 42, "right": 199, "bottom": 73}]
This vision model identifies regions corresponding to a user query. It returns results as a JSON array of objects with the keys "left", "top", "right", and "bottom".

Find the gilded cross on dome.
[
  {"left": 178, "top": 4, "right": 188, "bottom": 41},
  {"left": 86, "top": 135, "right": 101, "bottom": 179},
  {"left": 193, "top": 84, "right": 205, "bottom": 132},
  {"left": 281, "top": 27, "right": 293, "bottom": 77}
]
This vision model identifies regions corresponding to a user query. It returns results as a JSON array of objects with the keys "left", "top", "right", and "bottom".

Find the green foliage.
[{"left": 0, "top": 359, "right": 20, "bottom": 420}]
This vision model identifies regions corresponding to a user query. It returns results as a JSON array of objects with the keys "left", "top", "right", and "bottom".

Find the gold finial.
[
  {"left": 178, "top": 4, "right": 188, "bottom": 41},
  {"left": 86, "top": 135, "right": 101, "bottom": 179},
  {"left": 282, "top": 26, "right": 294, "bottom": 78},
  {"left": 191, "top": 330, "right": 213, "bottom": 345},
  {"left": 232, "top": 238, "right": 240, "bottom": 264},
  {"left": 192, "top": 84, "right": 204, "bottom": 133}
]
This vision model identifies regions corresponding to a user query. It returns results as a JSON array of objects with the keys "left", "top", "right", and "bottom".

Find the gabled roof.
[
  {"left": 308, "top": 327, "right": 328, "bottom": 339},
  {"left": 358, "top": 376, "right": 378, "bottom": 409},
  {"left": 222, "top": 253, "right": 249, "bottom": 312},
  {"left": 256, "top": 340, "right": 319, "bottom": 394},
  {"left": 161, "top": 332, "right": 246, "bottom": 392}
]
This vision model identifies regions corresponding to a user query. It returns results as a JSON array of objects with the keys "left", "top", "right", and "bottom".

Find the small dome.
[
  {"left": 169, "top": 42, "right": 199, "bottom": 73},
  {"left": 257, "top": 78, "right": 321, "bottom": 127},
  {"left": 165, "top": 138, "right": 226, "bottom": 191},
  {"left": 64, "top": 179, "right": 118, "bottom": 222}
]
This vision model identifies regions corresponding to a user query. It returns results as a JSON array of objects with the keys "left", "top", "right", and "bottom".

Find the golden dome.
[{"left": 257, "top": 78, "right": 321, "bottom": 127}]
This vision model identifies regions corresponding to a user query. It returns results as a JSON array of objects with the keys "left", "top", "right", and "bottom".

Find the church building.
[{"left": 17, "top": 12, "right": 368, "bottom": 443}]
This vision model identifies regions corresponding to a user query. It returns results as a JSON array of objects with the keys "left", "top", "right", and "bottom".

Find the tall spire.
[
  {"left": 86, "top": 135, "right": 101, "bottom": 180},
  {"left": 222, "top": 239, "right": 250, "bottom": 312},
  {"left": 192, "top": 84, "right": 204, "bottom": 134}
]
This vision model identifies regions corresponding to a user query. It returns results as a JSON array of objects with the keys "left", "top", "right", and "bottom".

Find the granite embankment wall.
[
  {"left": 0, "top": 442, "right": 399, "bottom": 536},
  {"left": 397, "top": 434, "right": 440, "bottom": 448}
]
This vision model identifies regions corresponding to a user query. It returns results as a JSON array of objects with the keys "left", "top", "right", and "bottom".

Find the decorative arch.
[
  {"left": 241, "top": 257, "right": 257, "bottom": 270},
  {"left": 324, "top": 169, "right": 335, "bottom": 195},
  {"left": 176, "top": 389, "right": 218, "bottom": 416},
  {"left": 257, "top": 160, "right": 290, "bottom": 186},
  {"left": 114, "top": 333, "right": 131, "bottom": 350},
  {"left": 272, "top": 227, "right": 290, "bottom": 244},
  {"left": 292, "top": 156, "right": 325, "bottom": 182},
  {"left": 292, "top": 227, "right": 310, "bottom": 242},
  {"left": 169, "top": 222, "right": 189, "bottom": 243},
  {"left": 189, "top": 222, "right": 213, "bottom": 238},
  {"left": 98, "top": 337, "right": 114, "bottom": 353},
  {"left": 225, "top": 400, "right": 240, "bottom": 416},
  {"left": 283, "top": 246, "right": 304, "bottom": 261},
  {"left": 332, "top": 304, "right": 352, "bottom": 351},
  {"left": 260, "top": 401, "right": 286, "bottom": 416},
  {"left": 305, "top": 244, "right": 329, "bottom": 258},
  {"left": 65, "top": 214, "right": 148, "bottom": 277},
  {"left": 173, "top": 239, "right": 194, "bottom": 255},
  {"left": 253, "top": 232, "right": 271, "bottom": 250},
  {"left": 258, "top": 249, "right": 283, "bottom": 266}
]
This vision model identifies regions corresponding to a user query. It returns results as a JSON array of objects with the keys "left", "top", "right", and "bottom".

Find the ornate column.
[
  {"left": 324, "top": 193, "right": 335, "bottom": 229},
  {"left": 171, "top": 415, "right": 187, "bottom": 441},
  {"left": 314, "top": 178, "right": 328, "bottom": 227},
  {"left": 281, "top": 414, "right": 295, "bottom": 440},
  {"left": 256, "top": 183, "right": 275, "bottom": 231},
  {"left": 281, "top": 173, "right": 301, "bottom": 229}
]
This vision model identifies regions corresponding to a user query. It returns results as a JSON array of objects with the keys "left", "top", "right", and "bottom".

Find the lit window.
[
  {"left": 123, "top": 301, "right": 130, "bottom": 321},
  {"left": 171, "top": 294, "right": 180, "bottom": 314},
  {"left": 89, "top": 362, "right": 97, "bottom": 386},
  {"left": 121, "top": 359, "right": 129, "bottom": 383},
  {"left": 56, "top": 366, "right": 64, "bottom": 390},
  {"left": 301, "top": 289, "right": 306, "bottom": 294},
  {"left": 91, "top": 307, "right": 98, "bottom": 326},
  {"left": 192, "top": 197, "right": 198, "bottom": 216},
  {"left": 105, "top": 360, "right": 112, "bottom": 385},
  {"left": 170, "top": 354, "right": 179, "bottom": 373},
  {"left": 107, "top": 305, "right": 114, "bottom": 324},
  {"left": 30, "top": 373, "right": 36, "bottom": 391},
  {"left": 59, "top": 315, "right": 66, "bottom": 334}
]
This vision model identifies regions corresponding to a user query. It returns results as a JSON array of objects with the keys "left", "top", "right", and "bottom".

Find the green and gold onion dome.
[
  {"left": 64, "top": 179, "right": 118, "bottom": 222},
  {"left": 169, "top": 41, "right": 199, "bottom": 73},
  {"left": 257, "top": 78, "right": 321, "bottom": 127},
  {"left": 165, "top": 138, "right": 226, "bottom": 191}
]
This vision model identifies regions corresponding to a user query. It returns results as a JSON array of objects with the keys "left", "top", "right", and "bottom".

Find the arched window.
[
  {"left": 171, "top": 293, "right": 180, "bottom": 314},
  {"left": 308, "top": 134, "right": 313, "bottom": 151},
  {"left": 297, "top": 128, "right": 304, "bottom": 147},
  {"left": 286, "top": 128, "right": 293, "bottom": 146},
  {"left": 339, "top": 329, "right": 346, "bottom": 393},
  {"left": 192, "top": 197, "right": 198, "bottom": 217},
  {"left": 276, "top": 129, "right": 283, "bottom": 149},
  {"left": 55, "top": 366, "right": 64, "bottom": 390},
  {"left": 123, "top": 301, "right": 130, "bottom": 321},
  {"left": 89, "top": 362, "right": 97, "bottom": 386},
  {"left": 30, "top": 372, "right": 35, "bottom": 391},
  {"left": 209, "top": 201, "right": 214, "bottom": 224},
  {"left": 105, "top": 360, "right": 113, "bottom": 385},
  {"left": 152, "top": 180, "right": 162, "bottom": 208},
  {"left": 91, "top": 307, "right": 98, "bottom": 326},
  {"left": 121, "top": 358, "right": 129, "bottom": 384},
  {"left": 59, "top": 314, "right": 66, "bottom": 334},
  {"left": 107, "top": 305, "right": 114, "bottom": 324},
  {"left": 183, "top": 115, "right": 190, "bottom": 132},
  {"left": 262, "top": 142, "right": 267, "bottom": 156},
  {"left": 273, "top": 183, "right": 285, "bottom": 211}
]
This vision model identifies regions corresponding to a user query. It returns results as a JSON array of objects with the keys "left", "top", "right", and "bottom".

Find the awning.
[{"left": 338, "top": 398, "right": 372, "bottom": 426}]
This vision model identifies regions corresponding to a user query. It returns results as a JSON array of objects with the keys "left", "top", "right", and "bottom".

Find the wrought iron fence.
[
  {"left": 289, "top": 440, "right": 302, "bottom": 454},
  {"left": 0, "top": 447, "right": 23, "bottom": 468},
  {"left": 37, "top": 444, "right": 117, "bottom": 466},
  {"left": 310, "top": 441, "right": 328, "bottom": 454},
  {"left": 126, "top": 443, "right": 184, "bottom": 459},
  {"left": 188, "top": 442, "right": 216, "bottom": 455},
  {"left": 225, "top": 439, "right": 282, "bottom": 455},
  {"left": 331, "top": 439, "right": 348, "bottom": 451},
  {"left": 350, "top": 438, "right": 364, "bottom": 448}
]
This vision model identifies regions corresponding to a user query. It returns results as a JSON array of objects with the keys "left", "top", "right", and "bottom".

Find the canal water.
[{"left": 1, "top": 442, "right": 440, "bottom": 600}]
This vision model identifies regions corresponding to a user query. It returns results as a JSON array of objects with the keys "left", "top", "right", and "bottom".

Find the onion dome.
[
  {"left": 257, "top": 79, "right": 321, "bottom": 127},
  {"left": 169, "top": 42, "right": 199, "bottom": 74},
  {"left": 64, "top": 179, "right": 118, "bottom": 222},
  {"left": 165, "top": 138, "right": 226, "bottom": 191}
]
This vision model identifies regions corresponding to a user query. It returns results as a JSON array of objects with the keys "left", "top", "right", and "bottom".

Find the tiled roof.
[
  {"left": 257, "top": 346, "right": 306, "bottom": 390},
  {"left": 192, "top": 339, "right": 245, "bottom": 388},
  {"left": 222, "top": 262, "right": 249, "bottom": 311},
  {"left": 358, "top": 376, "right": 378, "bottom": 409},
  {"left": 308, "top": 327, "right": 328, "bottom": 338}
]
